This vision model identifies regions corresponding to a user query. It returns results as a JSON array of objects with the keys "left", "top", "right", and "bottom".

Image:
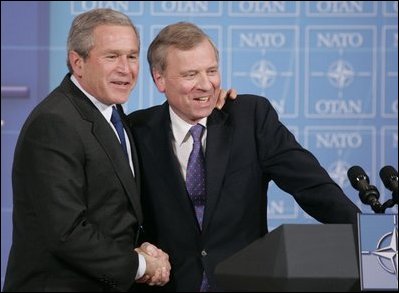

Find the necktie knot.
[
  {"left": 111, "top": 106, "right": 122, "bottom": 125},
  {"left": 189, "top": 124, "right": 204, "bottom": 143}
]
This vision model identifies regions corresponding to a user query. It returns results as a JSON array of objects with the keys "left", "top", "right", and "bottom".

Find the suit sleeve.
[{"left": 253, "top": 97, "right": 360, "bottom": 225}]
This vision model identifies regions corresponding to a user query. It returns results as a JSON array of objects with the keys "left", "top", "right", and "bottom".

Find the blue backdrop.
[{"left": 1, "top": 1, "right": 398, "bottom": 289}]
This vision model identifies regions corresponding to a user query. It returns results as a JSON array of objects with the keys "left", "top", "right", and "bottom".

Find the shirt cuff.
[{"left": 135, "top": 253, "right": 146, "bottom": 280}]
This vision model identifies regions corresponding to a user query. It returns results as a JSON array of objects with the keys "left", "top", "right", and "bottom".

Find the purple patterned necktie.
[
  {"left": 186, "top": 124, "right": 210, "bottom": 292},
  {"left": 186, "top": 124, "right": 206, "bottom": 227}
]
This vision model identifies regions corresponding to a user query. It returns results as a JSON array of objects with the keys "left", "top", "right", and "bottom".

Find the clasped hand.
[{"left": 135, "top": 242, "right": 171, "bottom": 286}]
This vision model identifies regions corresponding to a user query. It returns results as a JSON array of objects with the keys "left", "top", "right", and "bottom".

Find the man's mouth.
[
  {"left": 112, "top": 81, "right": 130, "bottom": 86},
  {"left": 193, "top": 96, "right": 210, "bottom": 102}
]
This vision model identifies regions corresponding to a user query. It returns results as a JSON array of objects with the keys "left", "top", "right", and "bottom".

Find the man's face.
[
  {"left": 71, "top": 25, "right": 139, "bottom": 105},
  {"left": 153, "top": 39, "right": 221, "bottom": 124}
]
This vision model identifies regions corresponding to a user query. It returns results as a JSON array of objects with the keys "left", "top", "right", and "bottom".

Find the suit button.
[{"left": 201, "top": 250, "right": 207, "bottom": 257}]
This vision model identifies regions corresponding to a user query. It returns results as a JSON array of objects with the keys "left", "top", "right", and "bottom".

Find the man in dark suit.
[
  {"left": 128, "top": 22, "right": 361, "bottom": 292},
  {"left": 2, "top": 9, "right": 170, "bottom": 292}
]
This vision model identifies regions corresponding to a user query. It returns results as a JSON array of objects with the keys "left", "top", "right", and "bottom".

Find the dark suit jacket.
[
  {"left": 128, "top": 95, "right": 360, "bottom": 292},
  {"left": 3, "top": 74, "right": 142, "bottom": 292}
]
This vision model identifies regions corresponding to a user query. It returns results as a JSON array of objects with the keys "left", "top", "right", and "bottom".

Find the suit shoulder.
[
  {"left": 224, "top": 94, "right": 273, "bottom": 111},
  {"left": 127, "top": 105, "right": 163, "bottom": 127}
]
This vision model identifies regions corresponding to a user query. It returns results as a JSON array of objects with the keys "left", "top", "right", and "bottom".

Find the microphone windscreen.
[
  {"left": 379, "top": 165, "right": 398, "bottom": 189},
  {"left": 347, "top": 165, "right": 368, "bottom": 189}
]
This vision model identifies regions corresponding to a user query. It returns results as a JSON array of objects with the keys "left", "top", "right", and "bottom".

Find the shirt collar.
[
  {"left": 70, "top": 74, "right": 114, "bottom": 121},
  {"left": 169, "top": 106, "right": 207, "bottom": 146}
]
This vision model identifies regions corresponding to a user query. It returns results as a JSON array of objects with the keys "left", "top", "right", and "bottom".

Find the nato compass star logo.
[
  {"left": 327, "top": 59, "right": 355, "bottom": 89},
  {"left": 250, "top": 60, "right": 277, "bottom": 88},
  {"left": 371, "top": 226, "right": 398, "bottom": 279},
  {"left": 328, "top": 160, "right": 351, "bottom": 188},
  {"left": 359, "top": 214, "right": 398, "bottom": 290}
]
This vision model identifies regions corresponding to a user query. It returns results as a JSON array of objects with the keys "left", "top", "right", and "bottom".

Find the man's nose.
[
  {"left": 116, "top": 56, "right": 130, "bottom": 73},
  {"left": 196, "top": 72, "right": 213, "bottom": 90}
]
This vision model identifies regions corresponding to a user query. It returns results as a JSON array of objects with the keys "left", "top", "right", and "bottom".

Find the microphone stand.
[{"left": 375, "top": 199, "right": 396, "bottom": 213}]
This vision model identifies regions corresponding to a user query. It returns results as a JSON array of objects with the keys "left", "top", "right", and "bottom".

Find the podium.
[{"left": 215, "top": 224, "right": 359, "bottom": 292}]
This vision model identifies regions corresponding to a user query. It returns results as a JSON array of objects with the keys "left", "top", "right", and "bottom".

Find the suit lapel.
[
  {"left": 91, "top": 120, "right": 143, "bottom": 221},
  {"left": 141, "top": 104, "right": 201, "bottom": 227},
  {"left": 134, "top": 102, "right": 233, "bottom": 233},
  {"left": 203, "top": 109, "right": 233, "bottom": 232},
  {"left": 118, "top": 104, "right": 141, "bottom": 196},
  {"left": 62, "top": 76, "right": 143, "bottom": 222}
]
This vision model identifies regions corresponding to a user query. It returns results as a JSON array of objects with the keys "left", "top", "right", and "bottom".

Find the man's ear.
[
  {"left": 69, "top": 51, "right": 83, "bottom": 77},
  {"left": 152, "top": 69, "right": 166, "bottom": 93}
]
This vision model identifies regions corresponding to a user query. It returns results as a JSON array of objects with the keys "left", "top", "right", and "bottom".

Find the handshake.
[{"left": 135, "top": 242, "right": 171, "bottom": 286}]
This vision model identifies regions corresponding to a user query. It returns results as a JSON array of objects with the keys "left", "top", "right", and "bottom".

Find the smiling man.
[
  {"left": 3, "top": 8, "right": 170, "bottom": 292},
  {"left": 128, "top": 22, "right": 360, "bottom": 292}
]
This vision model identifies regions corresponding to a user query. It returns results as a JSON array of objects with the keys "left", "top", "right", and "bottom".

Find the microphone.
[
  {"left": 347, "top": 166, "right": 382, "bottom": 213},
  {"left": 379, "top": 165, "right": 398, "bottom": 204}
]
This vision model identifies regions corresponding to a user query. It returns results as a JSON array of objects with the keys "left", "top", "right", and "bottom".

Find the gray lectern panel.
[{"left": 215, "top": 224, "right": 359, "bottom": 292}]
